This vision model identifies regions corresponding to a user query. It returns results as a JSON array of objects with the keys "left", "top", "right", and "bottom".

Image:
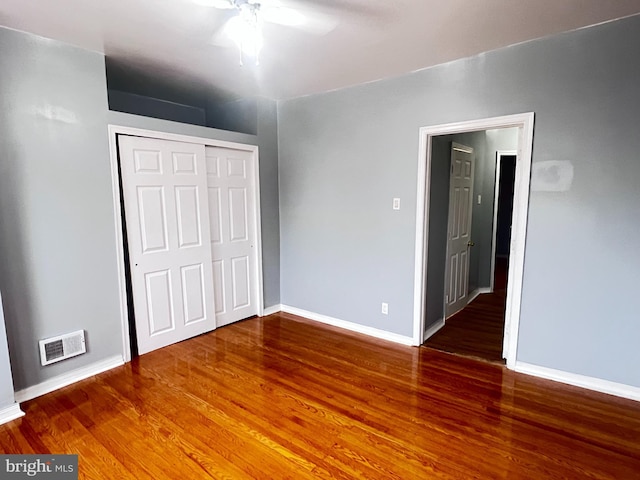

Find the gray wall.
[
  {"left": 255, "top": 98, "right": 281, "bottom": 305},
  {"left": 0, "top": 27, "right": 122, "bottom": 391},
  {"left": 424, "top": 135, "right": 452, "bottom": 330},
  {"left": 278, "top": 14, "right": 640, "bottom": 387},
  {"left": 0, "top": 292, "right": 17, "bottom": 408},
  {"left": 213, "top": 98, "right": 258, "bottom": 135},
  {"left": 108, "top": 90, "right": 208, "bottom": 127}
]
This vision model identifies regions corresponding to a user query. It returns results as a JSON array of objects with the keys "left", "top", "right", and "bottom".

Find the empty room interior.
[{"left": 1, "top": 1, "right": 640, "bottom": 478}]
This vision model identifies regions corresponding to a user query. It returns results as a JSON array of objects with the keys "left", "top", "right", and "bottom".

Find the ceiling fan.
[{"left": 195, "top": 0, "right": 338, "bottom": 65}]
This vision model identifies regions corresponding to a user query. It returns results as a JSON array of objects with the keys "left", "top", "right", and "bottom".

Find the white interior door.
[
  {"left": 206, "top": 146, "right": 259, "bottom": 327},
  {"left": 119, "top": 135, "right": 216, "bottom": 355},
  {"left": 444, "top": 143, "right": 475, "bottom": 318}
]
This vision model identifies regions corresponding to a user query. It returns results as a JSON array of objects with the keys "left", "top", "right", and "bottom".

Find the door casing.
[
  {"left": 108, "top": 125, "right": 264, "bottom": 362},
  {"left": 413, "top": 113, "right": 534, "bottom": 368}
]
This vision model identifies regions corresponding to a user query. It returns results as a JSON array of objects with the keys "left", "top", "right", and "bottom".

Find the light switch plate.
[{"left": 393, "top": 198, "right": 401, "bottom": 210}]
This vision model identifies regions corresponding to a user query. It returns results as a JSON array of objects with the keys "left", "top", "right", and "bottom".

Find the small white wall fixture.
[
  {"left": 108, "top": 125, "right": 265, "bottom": 362},
  {"left": 413, "top": 113, "right": 535, "bottom": 368}
]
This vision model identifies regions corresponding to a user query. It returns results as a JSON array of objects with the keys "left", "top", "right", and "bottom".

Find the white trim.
[
  {"left": 281, "top": 305, "right": 415, "bottom": 346},
  {"left": 0, "top": 404, "right": 25, "bottom": 425},
  {"left": 412, "top": 128, "right": 431, "bottom": 346},
  {"left": 466, "top": 287, "right": 492, "bottom": 305},
  {"left": 251, "top": 147, "right": 265, "bottom": 318},
  {"left": 108, "top": 126, "right": 132, "bottom": 362},
  {"left": 515, "top": 362, "right": 640, "bottom": 402},
  {"left": 423, "top": 318, "right": 445, "bottom": 341},
  {"left": 108, "top": 125, "right": 259, "bottom": 152},
  {"left": 490, "top": 150, "right": 518, "bottom": 292},
  {"left": 15, "top": 355, "right": 124, "bottom": 403},
  {"left": 413, "top": 113, "right": 535, "bottom": 369},
  {"left": 107, "top": 125, "right": 264, "bottom": 361},
  {"left": 261, "top": 304, "right": 282, "bottom": 316},
  {"left": 503, "top": 116, "right": 534, "bottom": 367}
]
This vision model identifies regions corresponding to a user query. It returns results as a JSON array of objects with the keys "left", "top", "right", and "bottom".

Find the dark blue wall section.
[{"left": 105, "top": 57, "right": 257, "bottom": 135}]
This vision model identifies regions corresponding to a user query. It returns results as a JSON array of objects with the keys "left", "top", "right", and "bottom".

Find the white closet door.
[
  {"left": 119, "top": 135, "right": 216, "bottom": 355},
  {"left": 206, "top": 146, "right": 259, "bottom": 327}
]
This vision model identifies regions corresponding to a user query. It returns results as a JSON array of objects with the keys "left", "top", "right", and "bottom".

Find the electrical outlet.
[
  {"left": 381, "top": 302, "right": 389, "bottom": 315},
  {"left": 392, "top": 198, "right": 401, "bottom": 210}
]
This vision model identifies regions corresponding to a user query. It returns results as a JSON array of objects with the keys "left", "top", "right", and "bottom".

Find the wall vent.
[{"left": 39, "top": 330, "right": 86, "bottom": 366}]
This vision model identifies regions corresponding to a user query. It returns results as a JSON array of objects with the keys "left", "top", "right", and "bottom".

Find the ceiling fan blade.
[
  {"left": 193, "top": 0, "right": 235, "bottom": 9},
  {"left": 261, "top": 5, "right": 338, "bottom": 35},
  {"left": 283, "top": 0, "right": 382, "bottom": 17}
]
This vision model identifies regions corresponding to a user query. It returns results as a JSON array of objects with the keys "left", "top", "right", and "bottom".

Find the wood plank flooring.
[
  {"left": 423, "top": 290, "right": 507, "bottom": 362},
  {"left": 424, "top": 258, "right": 508, "bottom": 362},
  {"left": 2, "top": 313, "right": 640, "bottom": 479}
]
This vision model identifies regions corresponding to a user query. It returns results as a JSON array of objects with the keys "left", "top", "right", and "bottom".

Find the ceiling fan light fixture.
[{"left": 225, "top": 2, "right": 263, "bottom": 65}]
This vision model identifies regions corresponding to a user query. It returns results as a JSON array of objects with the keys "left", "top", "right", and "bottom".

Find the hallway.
[{"left": 423, "top": 258, "right": 508, "bottom": 363}]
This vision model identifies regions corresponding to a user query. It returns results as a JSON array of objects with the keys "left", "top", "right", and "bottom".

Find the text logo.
[{"left": 1, "top": 455, "right": 78, "bottom": 479}]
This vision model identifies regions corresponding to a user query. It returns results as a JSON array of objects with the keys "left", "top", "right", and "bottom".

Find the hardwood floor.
[
  {"left": 424, "top": 258, "right": 508, "bottom": 363},
  {"left": 2, "top": 313, "right": 640, "bottom": 479}
]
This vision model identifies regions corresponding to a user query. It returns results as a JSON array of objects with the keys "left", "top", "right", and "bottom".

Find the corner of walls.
[
  {"left": 424, "top": 135, "right": 452, "bottom": 330},
  {"left": 275, "top": 99, "right": 285, "bottom": 305},
  {"left": 256, "top": 97, "right": 281, "bottom": 308},
  {"left": 0, "top": 291, "right": 21, "bottom": 419}
]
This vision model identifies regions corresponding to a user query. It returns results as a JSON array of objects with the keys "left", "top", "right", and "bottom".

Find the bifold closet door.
[
  {"left": 205, "top": 146, "right": 259, "bottom": 327},
  {"left": 119, "top": 135, "right": 216, "bottom": 355}
]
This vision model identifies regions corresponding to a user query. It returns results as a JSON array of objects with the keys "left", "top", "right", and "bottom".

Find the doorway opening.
[
  {"left": 412, "top": 113, "right": 534, "bottom": 369},
  {"left": 423, "top": 142, "right": 516, "bottom": 362}
]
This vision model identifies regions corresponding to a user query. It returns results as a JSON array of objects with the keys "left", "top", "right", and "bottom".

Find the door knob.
[{"left": 467, "top": 241, "right": 475, "bottom": 247}]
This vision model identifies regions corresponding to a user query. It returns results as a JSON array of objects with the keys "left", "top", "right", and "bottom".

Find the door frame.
[
  {"left": 108, "top": 125, "right": 265, "bottom": 362},
  {"left": 412, "top": 113, "right": 534, "bottom": 368},
  {"left": 490, "top": 150, "right": 518, "bottom": 292}
]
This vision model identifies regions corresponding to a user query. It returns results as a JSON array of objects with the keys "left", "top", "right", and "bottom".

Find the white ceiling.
[{"left": 1, "top": 0, "right": 639, "bottom": 99}]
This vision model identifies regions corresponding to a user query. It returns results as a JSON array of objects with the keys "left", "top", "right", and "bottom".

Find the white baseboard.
[
  {"left": 468, "top": 287, "right": 492, "bottom": 304},
  {"left": 423, "top": 318, "right": 445, "bottom": 341},
  {"left": 15, "top": 355, "right": 124, "bottom": 403},
  {"left": 0, "top": 403, "right": 25, "bottom": 425},
  {"left": 281, "top": 305, "right": 414, "bottom": 346},
  {"left": 515, "top": 361, "right": 640, "bottom": 402},
  {"left": 261, "top": 304, "right": 282, "bottom": 316}
]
